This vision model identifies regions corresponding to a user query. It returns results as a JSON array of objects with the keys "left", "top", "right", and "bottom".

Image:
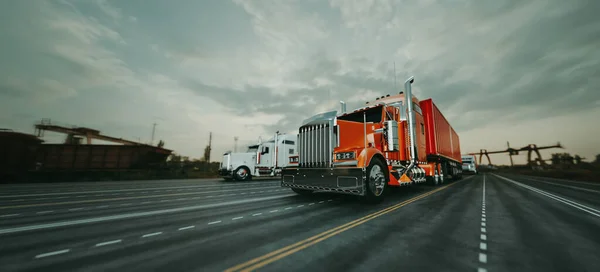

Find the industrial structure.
[
  {"left": 1, "top": 119, "right": 173, "bottom": 182},
  {"left": 469, "top": 141, "right": 563, "bottom": 167}
]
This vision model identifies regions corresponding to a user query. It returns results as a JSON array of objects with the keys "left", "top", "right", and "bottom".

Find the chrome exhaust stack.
[
  {"left": 340, "top": 101, "right": 347, "bottom": 114},
  {"left": 404, "top": 76, "right": 418, "bottom": 179}
]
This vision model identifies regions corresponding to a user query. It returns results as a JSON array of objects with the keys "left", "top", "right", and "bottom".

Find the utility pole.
[
  {"left": 234, "top": 136, "right": 239, "bottom": 152},
  {"left": 207, "top": 132, "right": 212, "bottom": 163},
  {"left": 394, "top": 62, "right": 397, "bottom": 92},
  {"left": 150, "top": 123, "right": 157, "bottom": 145}
]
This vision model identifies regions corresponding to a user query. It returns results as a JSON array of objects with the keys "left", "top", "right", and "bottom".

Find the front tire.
[
  {"left": 233, "top": 166, "right": 252, "bottom": 181},
  {"left": 363, "top": 158, "right": 388, "bottom": 204}
]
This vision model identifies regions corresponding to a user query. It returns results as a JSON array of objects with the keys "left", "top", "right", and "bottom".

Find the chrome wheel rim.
[
  {"left": 369, "top": 164, "right": 386, "bottom": 196},
  {"left": 237, "top": 168, "right": 248, "bottom": 179}
]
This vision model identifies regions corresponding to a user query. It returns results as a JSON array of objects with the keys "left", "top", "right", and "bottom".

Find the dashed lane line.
[
  {"left": 0, "top": 194, "right": 296, "bottom": 235},
  {"left": 35, "top": 249, "right": 70, "bottom": 259},
  {"left": 95, "top": 239, "right": 122, "bottom": 247},
  {"left": 0, "top": 214, "right": 20, "bottom": 218},
  {"left": 178, "top": 226, "right": 195, "bottom": 231},
  {"left": 478, "top": 174, "right": 488, "bottom": 272},
  {"left": 141, "top": 232, "right": 162, "bottom": 238},
  {"left": 29, "top": 196, "right": 339, "bottom": 260}
]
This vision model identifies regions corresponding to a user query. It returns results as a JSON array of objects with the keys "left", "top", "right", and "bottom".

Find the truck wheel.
[
  {"left": 363, "top": 158, "right": 388, "bottom": 203},
  {"left": 291, "top": 188, "right": 313, "bottom": 196},
  {"left": 435, "top": 169, "right": 441, "bottom": 185},
  {"left": 233, "top": 166, "right": 251, "bottom": 181}
]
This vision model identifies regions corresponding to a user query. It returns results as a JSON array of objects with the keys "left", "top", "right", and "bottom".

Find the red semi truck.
[{"left": 281, "top": 76, "right": 462, "bottom": 202}]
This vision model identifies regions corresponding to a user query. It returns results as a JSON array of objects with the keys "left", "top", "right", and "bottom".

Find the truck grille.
[{"left": 298, "top": 123, "right": 333, "bottom": 168}]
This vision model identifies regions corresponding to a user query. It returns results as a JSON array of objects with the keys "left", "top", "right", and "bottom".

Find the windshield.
[{"left": 337, "top": 105, "right": 383, "bottom": 123}]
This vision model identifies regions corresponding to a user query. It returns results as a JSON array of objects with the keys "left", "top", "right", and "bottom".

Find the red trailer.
[
  {"left": 420, "top": 99, "right": 462, "bottom": 162},
  {"left": 420, "top": 98, "right": 462, "bottom": 178}
]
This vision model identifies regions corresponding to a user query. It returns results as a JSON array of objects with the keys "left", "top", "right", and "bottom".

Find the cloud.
[{"left": 1, "top": 0, "right": 598, "bottom": 163}]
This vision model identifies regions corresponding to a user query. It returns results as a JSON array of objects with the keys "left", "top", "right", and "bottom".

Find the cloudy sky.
[{"left": 1, "top": 0, "right": 599, "bottom": 165}]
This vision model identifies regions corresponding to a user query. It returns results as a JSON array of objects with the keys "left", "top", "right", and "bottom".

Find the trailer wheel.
[
  {"left": 233, "top": 166, "right": 251, "bottom": 181},
  {"left": 435, "top": 169, "right": 441, "bottom": 185},
  {"left": 363, "top": 158, "right": 388, "bottom": 203}
]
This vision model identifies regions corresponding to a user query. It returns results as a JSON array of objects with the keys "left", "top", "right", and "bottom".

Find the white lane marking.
[
  {"left": 69, "top": 208, "right": 84, "bottom": 211},
  {"left": 494, "top": 174, "right": 600, "bottom": 217},
  {"left": 285, "top": 207, "right": 293, "bottom": 210},
  {"left": 328, "top": 199, "right": 333, "bottom": 202},
  {"left": 241, "top": 193, "right": 247, "bottom": 195},
  {"left": 96, "top": 205, "right": 109, "bottom": 208},
  {"left": 524, "top": 175, "right": 600, "bottom": 187},
  {"left": 318, "top": 201, "right": 324, "bottom": 204},
  {"left": 57, "top": 196, "right": 68, "bottom": 199},
  {"left": 141, "top": 201, "right": 152, "bottom": 204},
  {"left": 176, "top": 198, "right": 187, "bottom": 201},
  {"left": 524, "top": 177, "right": 600, "bottom": 194},
  {"left": 120, "top": 203, "right": 132, "bottom": 206},
  {"left": 76, "top": 195, "right": 85, "bottom": 198},
  {"left": 0, "top": 214, "right": 20, "bottom": 218},
  {"left": 479, "top": 253, "right": 487, "bottom": 263},
  {"left": 269, "top": 210, "right": 279, "bottom": 213},
  {"left": 208, "top": 221, "right": 221, "bottom": 225},
  {"left": 478, "top": 174, "right": 488, "bottom": 271},
  {"left": 178, "top": 226, "right": 195, "bottom": 231},
  {"left": 95, "top": 239, "right": 122, "bottom": 247},
  {"left": 0, "top": 194, "right": 296, "bottom": 235},
  {"left": 142, "top": 232, "right": 162, "bottom": 238},
  {"left": 297, "top": 205, "right": 304, "bottom": 208},
  {"left": 37, "top": 211, "right": 54, "bottom": 214},
  {"left": 232, "top": 216, "right": 243, "bottom": 220},
  {"left": 309, "top": 203, "right": 315, "bottom": 206},
  {"left": 252, "top": 213, "right": 262, "bottom": 216},
  {"left": 1, "top": 183, "right": 281, "bottom": 199},
  {"left": 35, "top": 249, "right": 70, "bottom": 259}
]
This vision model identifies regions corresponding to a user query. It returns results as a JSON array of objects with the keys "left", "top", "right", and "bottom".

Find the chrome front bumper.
[{"left": 281, "top": 167, "right": 366, "bottom": 196}]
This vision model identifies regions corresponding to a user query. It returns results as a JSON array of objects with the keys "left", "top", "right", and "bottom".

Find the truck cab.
[
  {"left": 461, "top": 155, "right": 478, "bottom": 174},
  {"left": 219, "top": 145, "right": 259, "bottom": 181},
  {"left": 219, "top": 132, "right": 298, "bottom": 181}
]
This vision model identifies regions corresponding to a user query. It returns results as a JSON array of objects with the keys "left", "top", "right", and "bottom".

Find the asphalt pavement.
[{"left": 1, "top": 173, "right": 599, "bottom": 272}]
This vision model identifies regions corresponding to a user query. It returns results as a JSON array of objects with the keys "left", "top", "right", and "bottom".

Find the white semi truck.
[
  {"left": 219, "top": 132, "right": 298, "bottom": 181},
  {"left": 461, "top": 154, "right": 478, "bottom": 174}
]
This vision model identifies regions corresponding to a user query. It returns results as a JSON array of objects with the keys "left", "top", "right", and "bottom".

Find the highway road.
[{"left": 1, "top": 174, "right": 599, "bottom": 272}]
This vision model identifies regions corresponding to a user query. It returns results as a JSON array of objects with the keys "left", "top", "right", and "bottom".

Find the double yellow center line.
[{"left": 225, "top": 180, "right": 463, "bottom": 272}]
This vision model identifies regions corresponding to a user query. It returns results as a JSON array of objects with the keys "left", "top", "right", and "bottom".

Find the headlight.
[
  {"left": 289, "top": 156, "right": 299, "bottom": 163},
  {"left": 335, "top": 152, "right": 355, "bottom": 160}
]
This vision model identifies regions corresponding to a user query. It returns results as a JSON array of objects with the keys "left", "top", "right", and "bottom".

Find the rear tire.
[{"left": 362, "top": 158, "right": 388, "bottom": 204}]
